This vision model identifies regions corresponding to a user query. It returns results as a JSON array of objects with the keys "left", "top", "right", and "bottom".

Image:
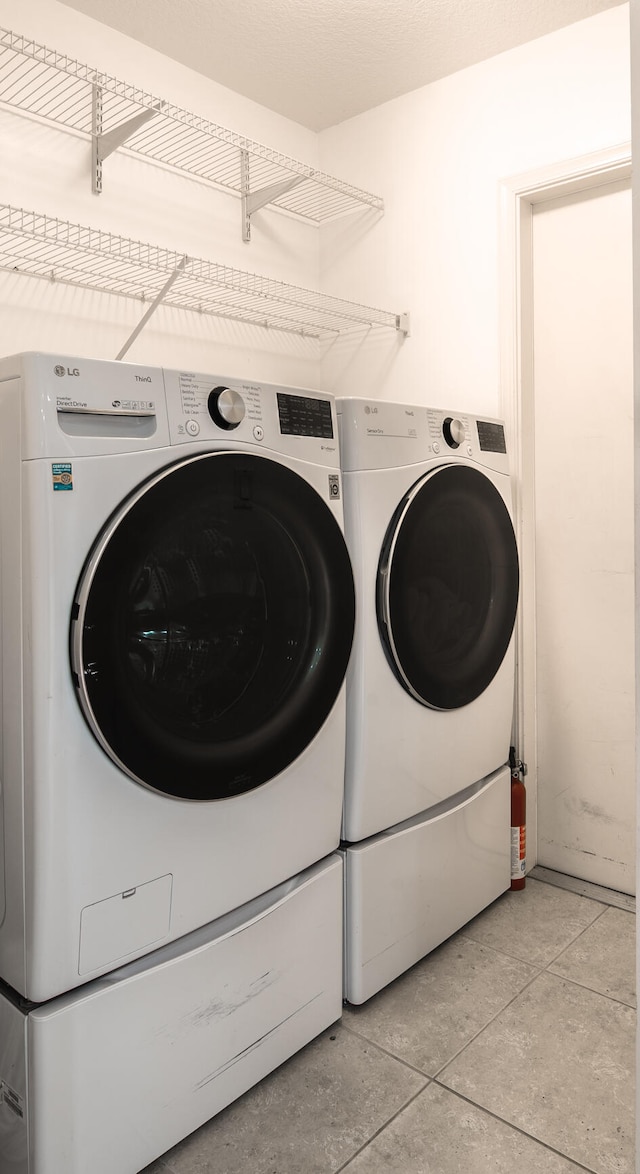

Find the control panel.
[
  {"left": 161, "top": 368, "right": 340, "bottom": 467},
  {"left": 337, "top": 397, "right": 509, "bottom": 473},
  {"left": 426, "top": 410, "right": 473, "bottom": 459}
]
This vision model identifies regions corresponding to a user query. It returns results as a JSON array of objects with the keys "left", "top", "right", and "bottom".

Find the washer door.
[
  {"left": 71, "top": 452, "right": 355, "bottom": 800},
  {"left": 377, "top": 464, "right": 519, "bottom": 710}
]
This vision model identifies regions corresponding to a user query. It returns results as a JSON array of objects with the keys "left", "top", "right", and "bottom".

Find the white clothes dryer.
[
  {"left": 337, "top": 398, "right": 519, "bottom": 1003},
  {"left": 0, "top": 353, "right": 355, "bottom": 1004}
]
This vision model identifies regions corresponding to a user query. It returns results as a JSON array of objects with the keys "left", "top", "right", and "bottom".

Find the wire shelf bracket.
[
  {"left": 92, "top": 82, "right": 162, "bottom": 195},
  {"left": 0, "top": 204, "right": 411, "bottom": 353},
  {"left": 240, "top": 150, "right": 304, "bottom": 243},
  {"left": 0, "top": 27, "right": 385, "bottom": 240}
]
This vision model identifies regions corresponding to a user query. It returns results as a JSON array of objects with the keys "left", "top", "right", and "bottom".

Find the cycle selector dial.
[
  {"left": 443, "top": 416, "right": 466, "bottom": 449},
  {"left": 207, "top": 386, "right": 246, "bottom": 430}
]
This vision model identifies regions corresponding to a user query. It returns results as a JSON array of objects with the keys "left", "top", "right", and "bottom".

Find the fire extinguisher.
[{"left": 509, "top": 747, "right": 526, "bottom": 891}]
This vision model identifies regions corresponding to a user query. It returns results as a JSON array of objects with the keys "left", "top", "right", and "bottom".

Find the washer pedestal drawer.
[
  {"left": 343, "top": 768, "right": 510, "bottom": 1005},
  {"left": 0, "top": 854, "right": 343, "bottom": 1174}
]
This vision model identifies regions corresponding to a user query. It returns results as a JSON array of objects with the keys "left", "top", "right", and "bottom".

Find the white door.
[{"left": 531, "top": 177, "right": 634, "bottom": 894}]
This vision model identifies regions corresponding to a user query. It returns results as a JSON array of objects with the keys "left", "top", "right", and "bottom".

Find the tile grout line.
[
  {"left": 542, "top": 965, "right": 637, "bottom": 1011},
  {"left": 339, "top": 1017, "right": 438, "bottom": 1080},
  {"left": 341, "top": 918, "right": 612, "bottom": 1089},
  {"left": 430, "top": 962, "right": 548, "bottom": 1081},
  {"left": 457, "top": 927, "right": 555, "bottom": 969},
  {"left": 341, "top": 955, "right": 548, "bottom": 1088},
  {"left": 462, "top": 890, "right": 615, "bottom": 975},
  {"left": 432, "top": 956, "right": 634, "bottom": 1089},
  {"left": 537, "top": 902, "right": 636, "bottom": 1008},
  {"left": 332, "top": 1080, "right": 432, "bottom": 1174},
  {"left": 533, "top": 903, "right": 611, "bottom": 970},
  {"left": 428, "top": 1082, "right": 601, "bottom": 1174},
  {"left": 344, "top": 931, "right": 634, "bottom": 1099}
]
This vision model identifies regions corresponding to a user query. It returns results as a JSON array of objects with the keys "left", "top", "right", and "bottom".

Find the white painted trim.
[{"left": 498, "top": 143, "right": 632, "bottom": 869}]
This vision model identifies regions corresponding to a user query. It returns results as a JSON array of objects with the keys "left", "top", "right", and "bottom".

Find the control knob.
[
  {"left": 442, "top": 416, "right": 465, "bottom": 449},
  {"left": 207, "top": 386, "right": 246, "bottom": 430}
]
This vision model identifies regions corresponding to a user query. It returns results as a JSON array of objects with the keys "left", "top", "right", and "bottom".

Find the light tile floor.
[{"left": 144, "top": 874, "right": 635, "bottom": 1174}]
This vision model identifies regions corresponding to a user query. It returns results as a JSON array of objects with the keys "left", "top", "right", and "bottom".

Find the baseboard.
[{"left": 530, "top": 866, "right": 635, "bottom": 913}]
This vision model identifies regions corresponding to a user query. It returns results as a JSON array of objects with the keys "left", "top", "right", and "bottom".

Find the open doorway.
[{"left": 500, "top": 146, "right": 634, "bottom": 894}]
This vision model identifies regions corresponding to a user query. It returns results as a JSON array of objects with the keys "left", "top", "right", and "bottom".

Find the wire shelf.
[
  {"left": 0, "top": 27, "right": 384, "bottom": 233},
  {"left": 0, "top": 204, "right": 408, "bottom": 341}
]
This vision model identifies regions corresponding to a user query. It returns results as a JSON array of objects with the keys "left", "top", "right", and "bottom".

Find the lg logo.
[{"left": 54, "top": 365, "right": 80, "bottom": 377}]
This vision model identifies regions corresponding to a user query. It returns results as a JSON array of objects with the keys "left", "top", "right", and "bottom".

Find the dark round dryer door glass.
[
  {"left": 377, "top": 464, "right": 519, "bottom": 710},
  {"left": 71, "top": 452, "right": 355, "bottom": 800}
]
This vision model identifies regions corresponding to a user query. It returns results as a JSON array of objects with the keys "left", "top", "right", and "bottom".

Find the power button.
[{"left": 185, "top": 419, "right": 200, "bottom": 436}]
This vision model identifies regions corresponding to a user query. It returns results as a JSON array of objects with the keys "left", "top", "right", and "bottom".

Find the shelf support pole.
[
  {"left": 116, "top": 256, "right": 188, "bottom": 360},
  {"left": 92, "top": 83, "right": 162, "bottom": 194},
  {"left": 241, "top": 149, "right": 304, "bottom": 242}
]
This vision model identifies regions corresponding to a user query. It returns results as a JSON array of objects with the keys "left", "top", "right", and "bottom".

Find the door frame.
[{"left": 498, "top": 142, "right": 632, "bottom": 868}]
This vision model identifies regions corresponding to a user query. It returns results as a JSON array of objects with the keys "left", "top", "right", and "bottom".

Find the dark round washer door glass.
[
  {"left": 377, "top": 464, "right": 519, "bottom": 710},
  {"left": 71, "top": 452, "right": 355, "bottom": 800}
]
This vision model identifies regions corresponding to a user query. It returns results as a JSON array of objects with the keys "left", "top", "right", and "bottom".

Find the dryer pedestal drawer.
[
  {"left": 0, "top": 854, "right": 342, "bottom": 1174},
  {"left": 343, "top": 767, "right": 510, "bottom": 1005}
]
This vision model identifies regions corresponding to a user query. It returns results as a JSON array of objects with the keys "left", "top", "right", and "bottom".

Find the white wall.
[
  {"left": 319, "top": 5, "right": 631, "bottom": 417},
  {"left": 0, "top": 2, "right": 631, "bottom": 403},
  {"left": 0, "top": 0, "right": 324, "bottom": 386}
]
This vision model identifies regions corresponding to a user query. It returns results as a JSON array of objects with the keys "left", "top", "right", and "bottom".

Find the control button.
[
  {"left": 253, "top": 424, "right": 264, "bottom": 441},
  {"left": 208, "top": 386, "right": 246, "bottom": 430},
  {"left": 432, "top": 441, "right": 440, "bottom": 454},
  {"left": 185, "top": 419, "right": 200, "bottom": 436},
  {"left": 466, "top": 444, "right": 473, "bottom": 456}
]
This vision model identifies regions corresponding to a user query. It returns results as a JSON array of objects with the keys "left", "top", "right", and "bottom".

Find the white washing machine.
[
  {"left": 0, "top": 350, "right": 355, "bottom": 1004},
  {"left": 0, "top": 352, "right": 355, "bottom": 1171},
  {"left": 337, "top": 397, "right": 519, "bottom": 1004}
]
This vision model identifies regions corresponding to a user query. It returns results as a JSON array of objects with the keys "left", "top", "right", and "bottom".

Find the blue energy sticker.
[{"left": 52, "top": 463, "right": 73, "bottom": 491}]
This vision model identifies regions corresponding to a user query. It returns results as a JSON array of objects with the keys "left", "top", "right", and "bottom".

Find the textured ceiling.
[{"left": 60, "top": 0, "right": 626, "bottom": 131}]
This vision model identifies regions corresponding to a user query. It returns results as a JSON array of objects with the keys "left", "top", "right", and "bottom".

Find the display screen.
[
  {"left": 277, "top": 393, "right": 334, "bottom": 439},
  {"left": 477, "top": 420, "right": 507, "bottom": 454}
]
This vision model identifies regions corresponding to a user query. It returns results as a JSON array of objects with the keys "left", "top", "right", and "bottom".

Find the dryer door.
[
  {"left": 377, "top": 464, "right": 519, "bottom": 710},
  {"left": 71, "top": 452, "right": 355, "bottom": 800}
]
